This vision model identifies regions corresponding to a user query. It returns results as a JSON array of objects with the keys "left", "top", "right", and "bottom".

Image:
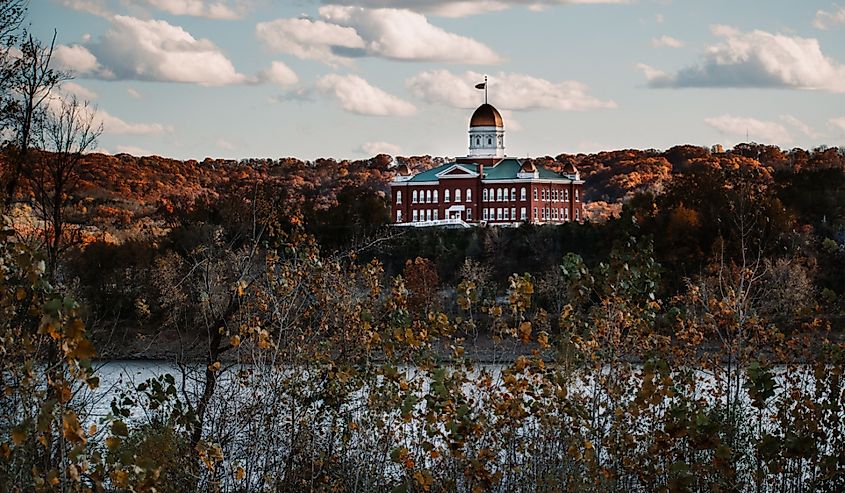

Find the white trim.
[{"left": 435, "top": 163, "right": 479, "bottom": 179}]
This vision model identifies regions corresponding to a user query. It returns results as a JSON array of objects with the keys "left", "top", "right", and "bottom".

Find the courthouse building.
[{"left": 390, "top": 102, "right": 584, "bottom": 227}]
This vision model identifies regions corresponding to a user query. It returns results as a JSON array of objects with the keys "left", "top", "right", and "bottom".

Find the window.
[
  {"left": 412, "top": 190, "right": 418, "bottom": 203},
  {"left": 396, "top": 191, "right": 402, "bottom": 204},
  {"left": 520, "top": 207, "right": 526, "bottom": 220},
  {"left": 497, "top": 208, "right": 503, "bottom": 220},
  {"left": 564, "top": 189, "right": 569, "bottom": 202},
  {"left": 564, "top": 208, "right": 569, "bottom": 220},
  {"left": 476, "top": 137, "right": 480, "bottom": 146},
  {"left": 433, "top": 190, "right": 438, "bottom": 203},
  {"left": 413, "top": 210, "right": 418, "bottom": 222},
  {"left": 503, "top": 208, "right": 509, "bottom": 220},
  {"left": 433, "top": 210, "right": 438, "bottom": 221},
  {"left": 497, "top": 188, "right": 503, "bottom": 201},
  {"left": 455, "top": 189, "right": 461, "bottom": 202},
  {"left": 533, "top": 188, "right": 538, "bottom": 200},
  {"left": 552, "top": 189, "right": 557, "bottom": 201},
  {"left": 425, "top": 190, "right": 431, "bottom": 203},
  {"left": 483, "top": 189, "right": 488, "bottom": 201},
  {"left": 483, "top": 208, "right": 489, "bottom": 221},
  {"left": 426, "top": 209, "right": 432, "bottom": 221},
  {"left": 552, "top": 208, "right": 558, "bottom": 220},
  {"left": 511, "top": 188, "right": 516, "bottom": 201},
  {"left": 575, "top": 190, "right": 580, "bottom": 202},
  {"left": 397, "top": 210, "right": 402, "bottom": 222},
  {"left": 511, "top": 208, "right": 516, "bottom": 221},
  {"left": 487, "top": 137, "right": 492, "bottom": 145},
  {"left": 575, "top": 209, "right": 580, "bottom": 220},
  {"left": 541, "top": 208, "right": 546, "bottom": 221},
  {"left": 533, "top": 207, "right": 538, "bottom": 220},
  {"left": 466, "top": 188, "right": 472, "bottom": 202},
  {"left": 445, "top": 189, "right": 450, "bottom": 202},
  {"left": 466, "top": 209, "right": 472, "bottom": 221},
  {"left": 521, "top": 187, "right": 527, "bottom": 201}
]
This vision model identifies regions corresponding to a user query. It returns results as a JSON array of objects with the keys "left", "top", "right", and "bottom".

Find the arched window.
[
  {"left": 575, "top": 190, "right": 580, "bottom": 202},
  {"left": 445, "top": 189, "right": 450, "bottom": 202},
  {"left": 520, "top": 187, "right": 526, "bottom": 201},
  {"left": 433, "top": 190, "right": 438, "bottom": 203},
  {"left": 455, "top": 189, "right": 461, "bottom": 202},
  {"left": 426, "top": 190, "right": 431, "bottom": 203},
  {"left": 483, "top": 189, "right": 488, "bottom": 201},
  {"left": 396, "top": 191, "right": 402, "bottom": 204},
  {"left": 466, "top": 188, "right": 471, "bottom": 202},
  {"left": 487, "top": 137, "right": 492, "bottom": 145},
  {"left": 497, "top": 188, "right": 503, "bottom": 201},
  {"left": 412, "top": 190, "right": 418, "bottom": 203},
  {"left": 476, "top": 137, "right": 480, "bottom": 146},
  {"left": 510, "top": 188, "right": 516, "bottom": 201}
]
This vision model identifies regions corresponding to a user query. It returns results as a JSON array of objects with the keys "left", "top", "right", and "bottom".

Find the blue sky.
[{"left": 32, "top": 0, "right": 845, "bottom": 160}]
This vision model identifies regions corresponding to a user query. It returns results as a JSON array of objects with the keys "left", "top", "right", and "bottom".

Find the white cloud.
[
  {"left": 257, "top": 6, "right": 501, "bottom": 65},
  {"left": 641, "top": 25, "right": 845, "bottom": 92},
  {"left": 316, "top": 74, "right": 416, "bottom": 116},
  {"left": 406, "top": 70, "right": 615, "bottom": 111},
  {"left": 256, "top": 17, "right": 364, "bottom": 66},
  {"left": 99, "top": 111, "right": 171, "bottom": 135},
  {"left": 127, "top": 88, "right": 142, "bottom": 99},
  {"left": 360, "top": 141, "right": 402, "bottom": 155},
  {"left": 76, "top": 15, "right": 247, "bottom": 85},
  {"left": 320, "top": 0, "right": 630, "bottom": 18},
  {"left": 57, "top": 0, "right": 110, "bottom": 17},
  {"left": 257, "top": 61, "right": 300, "bottom": 86},
  {"left": 780, "top": 114, "right": 820, "bottom": 139},
  {"left": 61, "top": 81, "right": 98, "bottom": 101},
  {"left": 704, "top": 115, "right": 792, "bottom": 144},
  {"left": 216, "top": 138, "right": 236, "bottom": 150},
  {"left": 829, "top": 117, "right": 845, "bottom": 133},
  {"left": 143, "top": 0, "right": 246, "bottom": 20},
  {"left": 651, "top": 35, "right": 684, "bottom": 48},
  {"left": 115, "top": 145, "right": 154, "bottom": 156},
  {"left": 813, "top": 7, "right": 845, "bottom": 30},
  {"left": 53, "top": 44, "right": 104, "bottom": 75}
]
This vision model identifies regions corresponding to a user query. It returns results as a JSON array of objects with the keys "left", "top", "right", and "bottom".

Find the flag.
[{"left": 475, "top": 82, "right": 486, "bottom": 89}]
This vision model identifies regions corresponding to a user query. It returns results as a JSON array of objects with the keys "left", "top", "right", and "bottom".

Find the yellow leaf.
[
  {"left": 15, "top": 287, "right": 26, "bottom": 301},
  {"left": 229, "top": 335, "right": 241, "bottom": 347},
  {"left": 235, "top": 466, "right": 245, "bottom": 481},
  {"left": 518, "top": 321, "right": 532, "bottom": 343}
]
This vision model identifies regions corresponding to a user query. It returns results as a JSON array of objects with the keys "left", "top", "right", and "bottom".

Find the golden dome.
[{"left": 469, "top": 103, "right": 504, "bottom": 128}]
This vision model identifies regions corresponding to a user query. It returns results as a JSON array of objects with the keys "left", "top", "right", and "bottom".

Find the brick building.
[{"left": 390, "top": 103, "right": 584, "bottom": 227}]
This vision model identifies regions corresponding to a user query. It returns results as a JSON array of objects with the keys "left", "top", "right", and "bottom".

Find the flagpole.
[{"left": 484, "top": 75, "right": 488, "bottom": 104}]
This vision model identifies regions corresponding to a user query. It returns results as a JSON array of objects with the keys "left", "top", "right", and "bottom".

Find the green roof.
[{"left": 407, "top": 158, "right": 571, "bottom": 182}]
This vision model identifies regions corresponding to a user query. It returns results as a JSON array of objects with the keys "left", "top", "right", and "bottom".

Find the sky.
[{"left": 30, "top": 0, "right": 845, "bottom": 160}]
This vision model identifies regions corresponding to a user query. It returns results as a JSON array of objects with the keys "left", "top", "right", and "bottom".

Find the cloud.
[
  {"left": 57, "top": 0, "right": 111, "bottom": 17},
  {"left": 780, "top": 114, "right": 820, "bottom": 139},
  {"left": 320, "top": 0, "right": 630, "bottom": 18},
  {"left": 651, "top": 35, "right": 684, "bottom": 48},
  {"left": 360, "top": 141, "right": 402, "bottom": 155},
  {"left": 316, "top": 74, "right": 416, "bottom": 116},
  {"left": 99, "top": 110, "right": 171, "bottom": 135},
  {"left": 256, "top": 6, "right": 501, "bottom": 65},
  {"left": 256, "top": 17, "right": 365, "bottom": 66},
  {"left": 406, "top": 70, "right": 615, "bottom": 111},
  {"left": 257, "top": 61, "right": 300, "bottom": 86},
  {"left": 65, "top": 15, "right": 247, "bottom": 85},
  {"left": 813, "top": 7, "right": 845, "bottom": 30},
  {"left": 61, "top": 81, "right": 98, "bottom": 101},
  {"left": 830, "top": 117, "right": 845, "bottom": 133},
  {"left": 115, "top": 145, "right": 154, "bottom": 156},
  {"left": 53, "top": 44, "right": 105, "bottom": 75},
  {"left": 127, "top": 88, "right": 142, "bottom": 99},
  {"left": 704, "top": 115, "right": 792, "bottom": 144},
  {"left": 216, "top": 138, "right": 236, "bottom": 150},
  {"left": 142, "top": 0, "right": 246, "bottom": 20},
  {"left": 641, "top": 25, "right": 845, "bottom": 92}
]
